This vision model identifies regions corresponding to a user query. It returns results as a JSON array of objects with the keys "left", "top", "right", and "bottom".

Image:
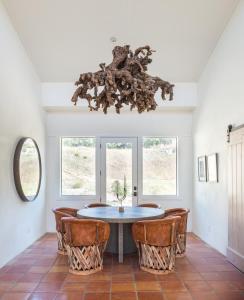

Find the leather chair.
[
  {"left": 62, "top": 217, "right": 110, "bottom": 275},
  {"left": 137, "top": 203, "right": 161, "bottom": 208},
  {"left": 132, "top": 216, "right": 180, "bottom": 274},
  {"left": 52, "top": 207, "right": 79, "bottom": 255},
  {"left": 86, "top": 203, "right": 111, "bottom": 208},
  {"left": 164, "top": 208, "right": 190, "bottom": 257}
]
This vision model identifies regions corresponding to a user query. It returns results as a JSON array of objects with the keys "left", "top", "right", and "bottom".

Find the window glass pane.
[
  {"left": 61, "top": 137, "right": 96, "bottom": 195},
  {"left": 106, "top": 142, "right": 132, "bottom": 206},
  {"left": 143, "top": 137, "right": 177, "bottom": 195}
]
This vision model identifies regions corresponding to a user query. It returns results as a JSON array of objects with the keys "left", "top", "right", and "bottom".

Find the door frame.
[{"left": 100, "top": 137, "right": 138, "bottom": 206}]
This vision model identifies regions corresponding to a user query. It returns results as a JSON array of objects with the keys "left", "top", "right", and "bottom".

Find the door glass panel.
[{"left": 106, "top": 142, "right": 132, "bottom": 206}]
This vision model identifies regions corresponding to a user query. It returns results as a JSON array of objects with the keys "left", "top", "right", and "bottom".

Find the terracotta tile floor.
[{"left": 0, "top": 233, "right": 243, "bottom": 300}]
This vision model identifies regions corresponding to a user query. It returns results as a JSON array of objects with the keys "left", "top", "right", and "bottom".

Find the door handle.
[{"left": 133, "top": 186, "right": 137, "bottom": 196}]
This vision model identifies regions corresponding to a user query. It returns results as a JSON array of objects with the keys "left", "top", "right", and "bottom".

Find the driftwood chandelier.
[{"left": 71, "top": 45, "right": 174, "bottom": 114}]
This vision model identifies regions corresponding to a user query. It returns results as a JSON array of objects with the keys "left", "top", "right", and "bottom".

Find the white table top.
[{"left": 77, "top": 206, "right": 165, "bottom": 223}]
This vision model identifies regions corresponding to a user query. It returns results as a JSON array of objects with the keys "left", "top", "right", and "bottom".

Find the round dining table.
[{"left": 77, "top": 206, "right": 165, "bottom": 263}]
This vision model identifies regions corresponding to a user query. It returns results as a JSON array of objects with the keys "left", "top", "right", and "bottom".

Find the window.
[
  {"left": 61, "top": 137, "right": 96, "bottom": 195},
  {"left": 60, "top": 136, "right": 178, "bottom": 199},
  {"left": 142, "top": 137, "right": 177, "bottom": 196}
]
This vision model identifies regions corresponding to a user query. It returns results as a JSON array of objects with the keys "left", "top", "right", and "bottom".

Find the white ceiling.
[{"left": 3, "top": 0, "right": 238, "bottom": 82}]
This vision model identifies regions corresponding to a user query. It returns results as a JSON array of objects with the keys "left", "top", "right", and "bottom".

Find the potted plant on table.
[{"left": 111, "top": 175, "right": 127, "bottom": 212}]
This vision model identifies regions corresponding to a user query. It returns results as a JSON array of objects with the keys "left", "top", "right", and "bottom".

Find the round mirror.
[{"left": 13, "top": 137, "right": 42, "bottom": 202}]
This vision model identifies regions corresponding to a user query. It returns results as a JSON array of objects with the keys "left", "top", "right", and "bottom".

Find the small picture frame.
[
  {"left": 198, "top": 156, "right": 207, "bottom": 182},
  {"left": 207, "top": 153, "right": 218, "bottom": 182}
]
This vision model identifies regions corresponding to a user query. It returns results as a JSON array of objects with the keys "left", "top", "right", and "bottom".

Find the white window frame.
[
  {"left": 137, "top": 136, "right": 179, "bottom": 201},
  {"left": 58, "top": 135, "right": 179, "bottom": 202},
  {"left": 59, "top": 136, "right": 101, "bottom": 201}
]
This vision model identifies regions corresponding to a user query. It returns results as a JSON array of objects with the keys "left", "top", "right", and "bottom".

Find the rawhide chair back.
[
  {"left": 62, "top": 218, "right": 110, "bottom": 275},
  {"left": 132, "top": 216, "right": 181, "bottom": 274},
  {"left": 164, "top": 208, "right": 190, "bottom": 257},
  {"left": 52, "top": 207, "right": 79, "bottom": 254}
]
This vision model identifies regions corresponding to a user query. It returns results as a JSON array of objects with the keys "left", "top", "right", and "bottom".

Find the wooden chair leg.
[
  {"left": 176, "top": 233, "right": 186, "bottom": 257},
  {"left": 66, "top": 244, "right": 106, "bottom": 275},
  {"left": 137, "top": 243, "right": 176, "bottom": 274},
  {"left": 56, "top": 232, "right": 67, "bottom": 255}
]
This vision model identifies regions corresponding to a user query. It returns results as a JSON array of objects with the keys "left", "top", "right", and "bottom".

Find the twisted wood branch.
[{"left": 71, "top": 45, "right": 174, "bottom": 114}]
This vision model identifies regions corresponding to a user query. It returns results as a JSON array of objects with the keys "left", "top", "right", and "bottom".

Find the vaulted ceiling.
[{"left": 3, "top": 0, "right": 238, "bottom": 82}]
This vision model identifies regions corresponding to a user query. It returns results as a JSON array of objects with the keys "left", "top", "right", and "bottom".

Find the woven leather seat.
[
  {"left": 52, "top": 207, "right": 79, "bottom": 255},
  {"left": 164, "top": 208, "right": 190, "bottom": 257},
  {"left": 137, "top": 203, "right": 161, "bottom": 208},
  {"left": 86, "top": 203, "right": 111, "bottom": 208},
  {"left": 62, "top": 218, "right": 110, "bottom": 275},
  {"left": 132, "top": 216, "right": 180, "bottom": 274}
]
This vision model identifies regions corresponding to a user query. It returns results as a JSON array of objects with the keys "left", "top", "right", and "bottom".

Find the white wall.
[
  {"left": 0, "top": 3, "right": 46, "bottom": 267},
  {"left": 46, "top": 111, "right": 193, "bottom": 232},
  {"left": 193, "top": 0, "right": 244, "bottom": 255}
]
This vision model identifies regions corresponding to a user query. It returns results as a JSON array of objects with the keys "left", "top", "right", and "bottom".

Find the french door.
[{"left": 100, "top": 137, "right": 138, "bottom": 206}]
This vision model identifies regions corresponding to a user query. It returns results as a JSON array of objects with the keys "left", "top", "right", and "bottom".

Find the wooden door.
[{"left": 227, "top": 126, "right": 244, "bottom": 272}]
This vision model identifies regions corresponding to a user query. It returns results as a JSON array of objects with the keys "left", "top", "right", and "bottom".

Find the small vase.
[{"left": 118, "top": 206, "right": 124, "bottom": 212}]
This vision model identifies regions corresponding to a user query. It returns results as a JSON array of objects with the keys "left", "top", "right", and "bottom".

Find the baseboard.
[
  {"left": 227, "top": 246, "right": 244, "bottom": 272},
  {"left": 191, "top": 230, "right": 227, "bottom": 256}
]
